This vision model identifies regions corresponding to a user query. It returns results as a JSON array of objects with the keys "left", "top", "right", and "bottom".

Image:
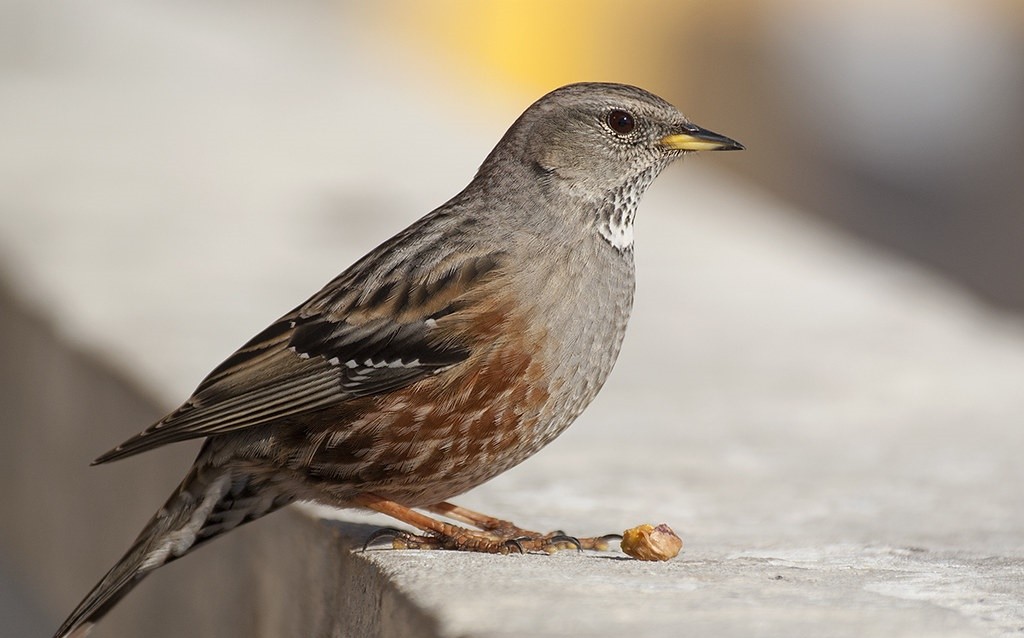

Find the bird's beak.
[{"left": 660, "top": 125, "right": 744, "bottom": 152}]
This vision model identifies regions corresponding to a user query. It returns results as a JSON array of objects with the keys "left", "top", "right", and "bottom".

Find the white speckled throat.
[{"left": 597, "top": 165, "right": 663, "bottom": 252}]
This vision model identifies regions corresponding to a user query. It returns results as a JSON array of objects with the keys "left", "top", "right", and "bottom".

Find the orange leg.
[
  {"left": 355, "top": 494, "right": 619, "bottom": 554},
  {"left": 425, "top": 501, "right": 536, "bottom": 536}
]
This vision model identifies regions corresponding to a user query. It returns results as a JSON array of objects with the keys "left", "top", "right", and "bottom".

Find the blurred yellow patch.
[{"left": 370, "top": 0, "right": 691, "bottom": 94}]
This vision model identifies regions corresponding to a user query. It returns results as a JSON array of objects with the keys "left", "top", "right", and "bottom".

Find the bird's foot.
[
  {"left": 363, "top": 525, "right": 619, "bottom": 554},
  {"left": 355, "top": 495, "right": 620, "bottom": 554},
  {"left": 425, "top": 500, "right": 620, "bottom": 551}
]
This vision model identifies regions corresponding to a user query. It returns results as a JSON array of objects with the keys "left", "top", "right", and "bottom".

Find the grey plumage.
[{"left": 55, "top": 82, "right": 742, "bottom": 638}]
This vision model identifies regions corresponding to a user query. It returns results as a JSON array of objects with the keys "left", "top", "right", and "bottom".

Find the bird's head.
[{"left": 483, "top": 82, "right": 743, "bottom": 201}]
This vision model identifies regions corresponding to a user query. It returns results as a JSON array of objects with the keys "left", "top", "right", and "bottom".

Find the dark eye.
[{"left": 606, "top": 109, "right": 636, "bottom": 135}]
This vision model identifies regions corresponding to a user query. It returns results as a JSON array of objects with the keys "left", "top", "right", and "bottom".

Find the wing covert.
[{"left": 94, "top": 251, "right": 504, "bottom": 464}]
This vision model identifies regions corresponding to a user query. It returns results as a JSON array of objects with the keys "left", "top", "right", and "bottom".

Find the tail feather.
[{"left": 54, "top": 464, "right": 291, "bottom": 638}]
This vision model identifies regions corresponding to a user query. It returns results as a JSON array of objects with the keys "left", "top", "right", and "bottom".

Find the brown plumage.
[{"left": 55, "top": 82, "right": 742, "bottom": 637}]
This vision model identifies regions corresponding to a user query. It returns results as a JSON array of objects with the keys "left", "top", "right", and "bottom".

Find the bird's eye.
[{"left": 606, "top": 109, "right": 636, "bottom": 135}]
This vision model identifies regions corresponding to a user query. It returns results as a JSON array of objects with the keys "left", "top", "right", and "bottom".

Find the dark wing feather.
[
  {"left": 94, "top": 251, "right": 503, "bottom": 464},
  {"left": 288, "top": 313, "right": 470, "bottom": 398}
]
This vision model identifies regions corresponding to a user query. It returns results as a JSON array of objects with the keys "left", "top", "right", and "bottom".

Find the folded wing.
[{"left": 94, "top": 251, "right": 503, "bottom": 464}]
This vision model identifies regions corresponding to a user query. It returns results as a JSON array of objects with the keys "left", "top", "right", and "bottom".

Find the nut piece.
[{"left": 620, "top": 523, "right": 683, "bottom": 561}]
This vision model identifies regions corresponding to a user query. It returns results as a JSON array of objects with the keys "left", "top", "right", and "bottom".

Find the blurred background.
[
  {"left": 379, "top": 0, "right": 1024, "bottom": 309},
  {"left": 2, "top": 0, "right": 1024, "bottom": 635},
  {"left": 3, "top": 0, "right": 1023, "bottom": 311}
]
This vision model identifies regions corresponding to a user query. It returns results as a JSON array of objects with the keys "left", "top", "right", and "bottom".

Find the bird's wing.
[{"left": 94, "top": 251, "right": 505, "bottom": 464}]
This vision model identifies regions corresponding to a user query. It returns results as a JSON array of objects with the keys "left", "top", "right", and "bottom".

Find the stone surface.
[{"left": 2, "top": 1, "right": 1022, "bottom": 637}]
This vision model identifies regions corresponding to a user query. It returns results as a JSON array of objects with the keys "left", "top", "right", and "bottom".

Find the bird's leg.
[
  {"left": 356, "top": 493, "right": 527, "bottom": 553},
  {"left": 424, "top": 501, "right": 532, "bottom": 536},
  {"left": 426, "top": 501, "right": 620, "bottom": 551},
  {"left": 355, "top": 494, "right": 617, "bottom": 553}
]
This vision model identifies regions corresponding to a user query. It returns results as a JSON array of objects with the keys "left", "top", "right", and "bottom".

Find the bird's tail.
[{"left": 54, "top": 462, "right": 293, "bottom": 638}]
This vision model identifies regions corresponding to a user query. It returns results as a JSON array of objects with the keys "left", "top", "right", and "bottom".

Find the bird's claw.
[
  {"left": 541, "top": 533, "right": 583, "bottom": 553},
  {"left": 587, "top": 533, "right": 623, "bottom": 552},
  {"left": 363, "top": 523, "right": 621, "bottom": 555},
  {"left": 362, "top": 527, "right": 440, "bottom": 551}
]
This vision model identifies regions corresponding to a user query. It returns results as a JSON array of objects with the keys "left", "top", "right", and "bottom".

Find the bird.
[{"left": 54, "top": 82, "right": 742, "bottom": 637}]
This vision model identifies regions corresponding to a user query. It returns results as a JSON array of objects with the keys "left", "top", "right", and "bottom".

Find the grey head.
[{"left": 475, "top": 82, "right": 743, "bottom": 251}]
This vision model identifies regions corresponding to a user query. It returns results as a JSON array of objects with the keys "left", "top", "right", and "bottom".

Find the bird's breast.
[
  {"left": 262, "top": 244, "right": 636, "bottom": 506},
  {"left": 524, "top": 242, "right": 636, "bottom": 446}
]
